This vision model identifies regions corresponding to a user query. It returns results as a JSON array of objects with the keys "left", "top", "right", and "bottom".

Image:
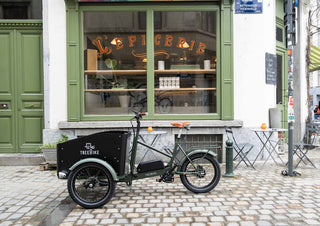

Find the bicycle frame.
[
  {"left": 62, "top": 111, "right": 221, "bottom": 209},
  {"left": 118, "top": 113, "right": 210, "bottom": 184}
]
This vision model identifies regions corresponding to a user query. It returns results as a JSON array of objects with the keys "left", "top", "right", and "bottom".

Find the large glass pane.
[
  {"left": 83, "top": 11, "right": 147, "bottom": 115},
  {"left": 154, "top": 11, "right": 217, "bottom": 114},
  {"left": 276, "top": 54, "right": 283, "bottom": 105},
  {"left": 0, "top": 0, "right": 42, "bottom": 19}
]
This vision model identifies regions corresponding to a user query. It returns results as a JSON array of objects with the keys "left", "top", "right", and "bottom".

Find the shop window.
[
  {"left": 154, "top": 11, "right": 217, "bottom": 114},
  {"left": 0, "top": 0, "right": 42, "bottom": 19},
  {"left": 3, "top": 5, "right": 28, "bottom": 19},
  {"left": 83, "top": 10, "right": 217, "bottom": 116},
  {"left": 276, "top": 26, "right": 283, "bottom": 43},
  {"left": 83, "top": 11, "right": 147, "bottom": 115},
  {"left": 276, "top": 54, "right": 283, "bottom": 105}
]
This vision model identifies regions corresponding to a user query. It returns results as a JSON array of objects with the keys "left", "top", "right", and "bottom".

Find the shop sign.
[
  {"left": 235, "top": 0, "right": 263, "bottom": 14},
  {"left": 91, "top": 34, "right": 207, "bottom": 58},
  {"left": 79, "top": 0, "right": 215, "bottom": 1},
  {"left": 265, "top": 52, "right": 277, "bottom": 85}
]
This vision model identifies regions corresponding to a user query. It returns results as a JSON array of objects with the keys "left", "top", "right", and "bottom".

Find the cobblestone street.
[
  {"left": 0, "top": 167, "right": 68, "bottom": 226},
  {"left": 0, "top": 150, "right": 320, "bottom": 226},
  {"left": 60, "top": 161, "right": 320, "bottom": 226}
]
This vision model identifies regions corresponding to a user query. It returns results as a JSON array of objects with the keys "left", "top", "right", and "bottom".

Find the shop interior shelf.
[
  {"left": 84, "top": 69, "right": 216, "bottom": 75},
  {"left": 84, "top": 87, "right": 216, "bottom": 92}
]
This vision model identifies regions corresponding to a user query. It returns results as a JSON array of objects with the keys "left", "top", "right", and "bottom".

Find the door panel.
[
  {"left": 276, "top": 49, "right": 288, "bottom": 130},
  {"left": 0, "top": 31, "right": 15, "bottom": 152},
  {"left": 20, "top": 116, "right": 43, "bottom": 150},
  {"left": 0, "top": 27, "right": 43, "bottom": 153},
  {"left": 20, "top": 34, "right": 42, "bottom": 93},
  {"left": 18, "top": 31, "right": 44, "bottom": 153},
  {"left": 0, "top": 117, "right": 13, "bottom": 146}
]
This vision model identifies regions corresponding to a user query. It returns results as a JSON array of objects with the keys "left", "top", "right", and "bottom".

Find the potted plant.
[
  {"left": 105, "top": 58, "right": 125, "bottom": 89},
  {"left": 105, "top": 58, "right": 131, "bottom": 108},
  {"left": 40, "top": 134, "right": 68, "bottom": 164}
]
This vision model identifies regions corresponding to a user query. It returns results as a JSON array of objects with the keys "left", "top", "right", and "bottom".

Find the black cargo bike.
[{"left": 57, "top": 111, "right": 221, "bottom": 209}]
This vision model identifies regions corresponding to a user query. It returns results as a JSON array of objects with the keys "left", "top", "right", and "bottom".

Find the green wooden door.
[
  {"left": 276, "top": 1, "right": 288, "bottom": 130},
  {"left": 0, "top": 23, "right": 43, "bottom": 153},
  {"left": 276, "top": 48, "right": 288, "bottom": 129}
]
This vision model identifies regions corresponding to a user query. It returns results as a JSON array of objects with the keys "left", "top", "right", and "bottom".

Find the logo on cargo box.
[{"left": 80, "top": 143, "right": 100, "bottom": 156}]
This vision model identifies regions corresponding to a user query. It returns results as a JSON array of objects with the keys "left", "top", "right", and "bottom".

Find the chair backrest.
[
  {"left": 225, "top": 126, "right": 240, "bottom": 148},
  {"left": 302, "top": 123, "right": 320, "bottom": 145}
]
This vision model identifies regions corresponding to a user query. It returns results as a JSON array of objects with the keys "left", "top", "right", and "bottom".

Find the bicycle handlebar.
[
  {"left": 130, "top": 111, "right": 148, "bottom": 136},
  {"left": 132, "top": 110, "right": 148, "bottom": 120},
  {"left": 139, "top": 112, "right": 148, "bottom": 117}
]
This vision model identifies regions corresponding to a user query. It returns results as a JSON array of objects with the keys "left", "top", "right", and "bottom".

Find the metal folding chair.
[
  {"left": 225, "top": 126, "right": 255, "bottom": 170},
  {"left": 293, "top": 123, "right": 318, "bottom": 169}
]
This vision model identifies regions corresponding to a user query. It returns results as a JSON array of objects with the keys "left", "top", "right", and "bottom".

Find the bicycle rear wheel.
[{"left": 180, "top": 153, "right": 220, "bottom": 193}]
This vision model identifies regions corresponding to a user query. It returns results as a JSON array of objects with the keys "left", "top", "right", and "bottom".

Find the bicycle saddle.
[{"left": 170, "top": 122, "right": 190, "bottom": 128}]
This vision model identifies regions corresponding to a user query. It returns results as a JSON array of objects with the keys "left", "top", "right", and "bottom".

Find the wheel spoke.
[{"left": 85, "top": 168, "right": 91, "bottom": 177}]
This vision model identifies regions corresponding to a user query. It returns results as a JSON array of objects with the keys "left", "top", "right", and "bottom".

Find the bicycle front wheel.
[
  {"left": 67, "top": 163, "right": 116, "bottom": 209},
  {"left": 180, "top": 153, "right": 221, "bottom": 193}
]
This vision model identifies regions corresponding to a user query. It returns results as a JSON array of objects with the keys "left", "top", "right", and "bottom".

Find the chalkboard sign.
[{"left": 265, "top": 53, "right": 277, "bottom": 85}]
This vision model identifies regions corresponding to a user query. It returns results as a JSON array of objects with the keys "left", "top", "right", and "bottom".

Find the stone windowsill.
[{"left": 58, "top": 120, "right": 243, "bottom": 129}]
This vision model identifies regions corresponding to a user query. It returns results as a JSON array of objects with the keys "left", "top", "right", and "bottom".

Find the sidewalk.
[
  {"left": 0, "top": 166, "right": 68, "bottom": 226},
  {"left": 0, "top": 149, "right": 319, "bottom": 226}
]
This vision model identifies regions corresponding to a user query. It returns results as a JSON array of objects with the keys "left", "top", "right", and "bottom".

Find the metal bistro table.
[
  {"left": 136, "top": 131, "right": 167, "bottom": 163},
  {"left": 251, "top": 128, "right": 287, "bottom": 168}
]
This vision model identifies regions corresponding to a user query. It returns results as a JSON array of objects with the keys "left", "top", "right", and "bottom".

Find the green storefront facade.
[
  {"left": 65, "top": 0, "right": 234, "bottom": 122},
  {"left": 0, "top": 0, "right": 234, "bottom": 156},
  {"left": 59, "top": 0, "right": 235, "bottom": 163},
  {"left": 1, "top": 0, "right": 294, "bottom": 163}
]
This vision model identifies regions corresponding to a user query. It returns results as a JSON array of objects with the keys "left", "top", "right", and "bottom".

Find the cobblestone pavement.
[
  {"left": 0, "top": 150, "right": 320, "bottom": 226},
  {"left": 0, "top": 166, "right": 68, "bottom": 226},
  {"left": 60, "top": 151, "right": 320, "bottom": 226}
]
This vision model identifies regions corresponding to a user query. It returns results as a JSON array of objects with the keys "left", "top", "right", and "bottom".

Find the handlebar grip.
[{"left": 140, "top": 112, "right": 148, "bottom": 117}]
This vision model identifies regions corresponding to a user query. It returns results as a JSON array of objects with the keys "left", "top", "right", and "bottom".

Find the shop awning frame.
[{"left": 310, "top": 44, "right": 320, "bottom": 72}]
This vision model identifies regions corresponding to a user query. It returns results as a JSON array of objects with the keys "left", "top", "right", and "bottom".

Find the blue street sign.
[{"left": 235, "top": 0, "right": 263, "bottom": 14}]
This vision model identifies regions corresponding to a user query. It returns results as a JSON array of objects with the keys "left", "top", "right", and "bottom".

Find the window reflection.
[
  {"left": 83, "top": 11, "right": 147, "bottom": 115},
  {"left": 82, "top": 10, "right": 217, "bottom": 115},
  {"left": 154, "top": 11, "right": 217, "bottom": 114}
]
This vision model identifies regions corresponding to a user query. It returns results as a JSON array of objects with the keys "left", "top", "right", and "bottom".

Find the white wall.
[
  {"left": 296, "top": 1, "right": 309, "bottom": 128},
  {"left": 233, "top": 0, "right": 276, "bottom": 128},
  {"left": 43, "top": 0, "right": 67, "bottom": 129},
  {"left": 44, "top": 0, "right": 309, "bottom": 132}
]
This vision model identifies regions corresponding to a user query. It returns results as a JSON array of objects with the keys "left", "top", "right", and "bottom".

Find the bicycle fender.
[
  {"left": 178, "top": 149, "right": 217, "bottom": 170},
  {"left": 69, "top": 158, "right": 119, "bottom": 181}
]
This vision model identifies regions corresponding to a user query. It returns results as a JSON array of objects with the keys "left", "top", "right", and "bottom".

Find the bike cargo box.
[{"left": 57, "top": 131, "right": 129, "bottom": 177}]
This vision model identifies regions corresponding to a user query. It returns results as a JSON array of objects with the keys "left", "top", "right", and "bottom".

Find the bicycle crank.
[{"left": 157, "top": 173, "right": 174, "bottom": 183}]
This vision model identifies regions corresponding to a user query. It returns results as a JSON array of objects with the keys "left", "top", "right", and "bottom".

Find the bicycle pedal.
[
  {"left": 164, "top": 178, "right": 174, "bottom": 183},
  {"left": 163, "top": 175, "right": 174, "bottom": 183}
]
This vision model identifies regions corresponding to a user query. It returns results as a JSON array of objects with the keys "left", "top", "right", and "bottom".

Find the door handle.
[{"left": 0, "top": 103, "right": 9, "bottom": 109}]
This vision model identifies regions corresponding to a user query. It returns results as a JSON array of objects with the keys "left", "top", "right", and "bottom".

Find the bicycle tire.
[
  {"left": 67, "top": 162, "right": 116, "bottom": 209},
  {"left": 180, "top": 153, "right": 221, "bottom": 193}
]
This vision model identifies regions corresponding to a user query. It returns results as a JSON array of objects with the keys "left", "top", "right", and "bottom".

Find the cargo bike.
[{"left": 57, "top": 111, "right": 221, "bottom": 209}]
